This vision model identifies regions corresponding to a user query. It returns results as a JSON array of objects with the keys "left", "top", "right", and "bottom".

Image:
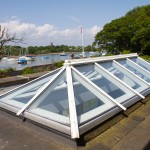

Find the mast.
[{"left": 81, "top": 26, "right": 84, "bottom": 57}]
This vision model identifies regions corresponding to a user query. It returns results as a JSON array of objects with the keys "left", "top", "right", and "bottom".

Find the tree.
[
  {"left": 0, "top": 25, "right": 24, "bottom": 59},
  {"left": 94, "top": 5, "right": 150, "bottom": 55}
]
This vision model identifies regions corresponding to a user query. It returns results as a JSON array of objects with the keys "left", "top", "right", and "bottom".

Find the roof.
[{"left": 0, "top": 53, "right": 149, "bottom": 139}]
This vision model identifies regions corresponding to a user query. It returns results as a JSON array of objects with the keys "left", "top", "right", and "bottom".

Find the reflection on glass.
[
  {"left": 99, "top": 62, "right": 146, "bottom": 92},
  {"left": 1, "top": 83, "right": 46, "bottom": 108},
  {"left": 28, "top": 80, "right": 69, "bottom": 116},
  {"left": 121, "top": 62, "right": 150, "bottom": 83},
  {"left": 73, "top": 79, "right": 104, "bottom": 116},
  {"left": 129, "top": 57, "right": 150, "bottom": 72}
]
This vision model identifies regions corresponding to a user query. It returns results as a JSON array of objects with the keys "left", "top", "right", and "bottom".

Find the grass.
[
  {"left": 22, "top": 67, "right": 35, "bottom": 75},
  {"left": 0, "top": 67, "right": 16, "bottom": 78}
]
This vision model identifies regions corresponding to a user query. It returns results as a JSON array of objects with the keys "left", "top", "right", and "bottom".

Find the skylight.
[{"left": 0, "top": 53, "right": 149, "bottom": 139}]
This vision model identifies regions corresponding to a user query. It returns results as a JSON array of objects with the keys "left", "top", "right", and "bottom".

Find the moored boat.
[{"left": 18, "top": 57, "right": 27, "bottom": 64}]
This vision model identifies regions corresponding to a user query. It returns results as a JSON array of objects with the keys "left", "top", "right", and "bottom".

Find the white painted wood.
[
  {"left": 71, "top": 66, "right": 126, "bottom": 111},
  {"left": 113, "top": 60, "right": 150, "bottom": 86},
  {"left": 127, "top": 58, "right": 150, "bottom": 79},
  {"left": 95, "top": 63, "right": 145, "bottom": 99},
  {"left": 0, "top": 67, "right": 62, "bottom": 98},
  {"left": 66, "top": 66, "right": 79, "bottom": 139},
  {"left": 64, "top": 53, "right": 138, "bottom": 66},
  {"left": 16, "top": 67, "right": 66, "bottom": 116}
]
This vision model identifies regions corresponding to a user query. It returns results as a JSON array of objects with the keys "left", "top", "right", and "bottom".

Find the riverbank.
[{"left": 0, "top": 61, "right": 64, "bottom": 78}]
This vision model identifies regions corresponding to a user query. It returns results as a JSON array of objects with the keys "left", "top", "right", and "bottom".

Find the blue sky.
[{"left": 0, "top": 0, "right": 149, "bottom": 46}]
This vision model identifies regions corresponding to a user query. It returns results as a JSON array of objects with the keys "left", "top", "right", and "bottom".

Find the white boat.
[
  {"left": 25, "top": 56, "right": 35, "bottom": 61},
  {"left": 42, "top": 56, "right": 49, "bottom": 59},
  {"left": 18, "top": 56, "right": 35, "bottom": 61},
  {"left": 1, "top": 57, "right": 8, "bottom": 62},
  {"left": 7, "top": 58, "right": 18, "bottom": 61},
  {"left": 101, "top": 50, "right": 107, "bottom": 56},
  {"left": 60, "top": 52, "right": 67, "bottom": 56},
  {"left": 89, "top": 52, "right": 95, "bottom": 57},
  {"left": 1, "top": 57, "right": 17, "bottom": 62}
]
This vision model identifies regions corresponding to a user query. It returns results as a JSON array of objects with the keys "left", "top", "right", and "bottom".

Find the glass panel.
[
  {"left": 27, "top": 73, "right": 70, "bottom": 125},
  {"left": 74, "top": 65, "right": 134, "bottom": 101},
  {"left": 117, "top": 59, "right": 150, "bottom": 83},
  {"left": 72, "top": 75, "right": 114, "bottom": 124},
  {"left": 129, "top": 57, "right": 150, "bottom": 72},
  {"left": 100, "top": 61, "right": 148, "bottom": 93},
  {"left": 0, "top": 70, "right": 59, "bottom": 108},
  {"left": 73, "top": 79, "right": 104, "bottom": 116}
]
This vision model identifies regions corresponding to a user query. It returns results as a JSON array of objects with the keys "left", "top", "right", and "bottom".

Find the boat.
[
  {"left": 18, "top": 57, "right": 27, "bottom": 64},
  {"left": 1, "top": 57, "right": 8, "bottom": 62},
  {"left": 42, "top": 56, "right": 49, "bottom": 59},
  {"left": 73, "top": 54, "right": 81, "bottom": 59},
  {"left": 1, "top": 57, "right": 17, "bottom": 62},
  {"left": 60, "top": 52, "right": 67, "bottom": 56},
  {"left": 18, "top": 56, "right": 35, "bottom": 61},
  {"left": 25, "top": 55, "right": 35, "bottom": 61},
  {"left": 101, "top": 49, "right": 107, "bottom": 56}
]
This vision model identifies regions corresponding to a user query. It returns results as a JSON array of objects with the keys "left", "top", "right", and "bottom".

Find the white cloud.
[{"left": 0, "top": 18, "right": 102, "bottom": 46}]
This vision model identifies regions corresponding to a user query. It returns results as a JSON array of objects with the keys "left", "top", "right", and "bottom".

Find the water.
[{"left": 0, "top": 52, "right": 99, "bottom": 70}]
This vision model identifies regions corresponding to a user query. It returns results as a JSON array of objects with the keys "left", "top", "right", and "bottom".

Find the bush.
[
  {"left": 122, "top": 50, "right": 131, "bottom": 54},
  {"left": 54, "top": 61, "right": 64, "bottom": 68},
  {"left": 140, "top": 55, "right": 150, "bottom": 61},
  {"left": 22, "top": 67, "right": 34, "bottom": 75},
  {"left": 6, "top": 67, "right": 16, "bottom": 72},
  {"left": 0, "top": 69, "right": 7, "bottom": 78},
  {"left": 0, "top": 68, "right": 16, "bottom": 78}
]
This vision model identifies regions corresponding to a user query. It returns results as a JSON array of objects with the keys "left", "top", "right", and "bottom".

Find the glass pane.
[
  {"left": 100, "top": 61, "right": 148, "bottom": 93},
  {"left": 73, "top": 79, "right": 104, "bottom": 116},
  {"left": 75, "top": 65, "right": 127, "bottom": 99},
  {"left": 129, "top": 57, "right": 150, "bottom": 72},
  {"left": 117, "top": 59, "right": 150, "bottom": 83},
  {"left": 27, "top": 74, "right": 70, "bottom": 125},
  {"left": 0, "top": 71, "right": 58, "bottom": 108},
  {"left": 93, "top": 76, "right": 125, "bottom": 99},
  {"left": 72, "top": 75, "right": 114, "bottom": 124}
]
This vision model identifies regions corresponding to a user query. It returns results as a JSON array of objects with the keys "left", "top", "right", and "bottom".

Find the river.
[{"left": 0, "top": 52, "right": 99, "bottom": 70}]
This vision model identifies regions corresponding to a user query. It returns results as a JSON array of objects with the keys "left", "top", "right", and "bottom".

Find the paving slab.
[
  {"left": 0, "top": 72, "right": 48, "bottom": 87},
  {"left": 0, "top": 110, "right": 76, "bottom": 150},
  {"left": 112, "top": 115, "right": 150, "bottom": 150}
]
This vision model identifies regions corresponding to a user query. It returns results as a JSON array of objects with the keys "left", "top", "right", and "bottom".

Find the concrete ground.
[{"left": 0, "top": 76, "right": 150, "bottom": 150}]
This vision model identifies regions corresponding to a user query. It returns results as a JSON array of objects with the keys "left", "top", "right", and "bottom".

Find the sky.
[{"left": 0, "top": 0, "right": 149, "bottom": 46}]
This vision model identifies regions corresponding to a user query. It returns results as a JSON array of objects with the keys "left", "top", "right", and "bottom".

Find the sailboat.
[
  {"left": 1, "top": 46, "right": 17, "bottom": 62},
  {"left": 60, "top": 51, "right": 67, "bottom": 56},
  {"left": 18, "top": 47, "right": 35, "bottom": 63}
]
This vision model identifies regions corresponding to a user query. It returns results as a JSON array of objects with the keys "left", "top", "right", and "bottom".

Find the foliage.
[
  {"left": 54, "top": 61, "right": 64, "bottom": 69},
  {"left": 140, "top": 55, "right": 150, "bottom": 61},
  {"left": 5, "top": 67, "right": 16, "bottom": 72},
  {"left": 122, "top": 50, "right": 131, "bottom": 54},
  {"left": 94, "top": 5, "right": 150, "bottom": 55},
  {"left": 22, "top": 67, "right": 34, "bottom": 75},
  {"left": 0, "top": 67, "right": 16, "bottom": 78},
  {"left": 0, "top": 44, "right": 94, "bottom": 57}
]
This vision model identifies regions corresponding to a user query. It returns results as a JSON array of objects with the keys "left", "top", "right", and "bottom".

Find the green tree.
[{"left": 94, "top": 5, "right": 150, "bottom": 55}]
